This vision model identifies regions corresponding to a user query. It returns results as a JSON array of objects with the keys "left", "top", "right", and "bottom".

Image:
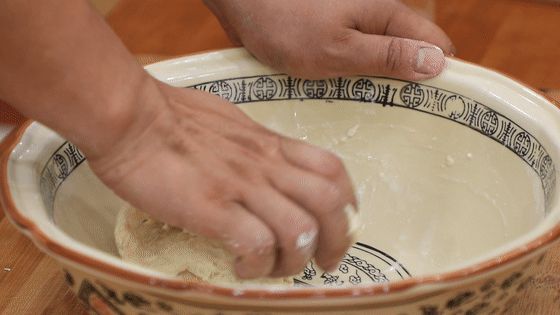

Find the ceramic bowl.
[{"left": 2, "top": 48, "right": 560, "bottom": 314}]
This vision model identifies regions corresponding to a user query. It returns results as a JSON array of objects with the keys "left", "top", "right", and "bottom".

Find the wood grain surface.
[{"left": 1, "top": 0, "right": 560, "bottom": 314}]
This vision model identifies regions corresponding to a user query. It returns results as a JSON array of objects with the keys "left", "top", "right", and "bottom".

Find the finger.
[
  {"left": 334, "top": 32, "right": 446, "bottom": 81},
  {"left": 385, "top": 2, "right": 455, "bottom": 55},
  {"left": 242, "top": 186, "right": 319, "bottom": 277},
  {"left": 177, "top": 200, "right": 277, "bottom": 279},
  {"left": 355, "top": 0, "right": 455, "bottom": 55},
  {"left": 267, "top": 164, "right": 356, "bottom": 271},
  {"left": 280, "top": 138, "right": 357, "bottom": 207}
]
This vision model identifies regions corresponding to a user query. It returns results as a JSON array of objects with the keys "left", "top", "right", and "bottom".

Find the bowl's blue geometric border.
[{"left": 191, "top": 74, "right": 556, "bottom": 207}]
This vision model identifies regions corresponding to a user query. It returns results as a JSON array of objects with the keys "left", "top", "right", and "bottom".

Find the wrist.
[{"left": 69, "top": 73, "right": 167, "bottom": 161}]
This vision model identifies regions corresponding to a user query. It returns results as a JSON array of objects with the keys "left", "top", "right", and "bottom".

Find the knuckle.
[
  {"left": 315, "top": 182, "right": 344, "bottom": 213},
  {"left": 225, "top": 158, "right": 263, "bottom": 185},
  {"left": 385, "top": 38, "right": 404, "bottom": 73},
  {"left": 201, "top": 180, "right": 230, "bottom": 203},
  {"left": 317, "top": 151, "right": 345, "bottom": 178},
  {"left": 251, "top": 230, "right": 276, "bottom": 257},
  {"left": 331, "top": 29, "right": 354, "bottom": 46},
  {"left": 232, "top": 130, "right": 284, "bottom": 161},
  {"left": 259, "top": 133, "right": 284, "bottom": 159}
]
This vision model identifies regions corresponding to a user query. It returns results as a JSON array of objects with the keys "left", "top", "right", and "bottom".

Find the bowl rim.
[{"left": 2, "top": 50, "right": 560, "bottom": 302}]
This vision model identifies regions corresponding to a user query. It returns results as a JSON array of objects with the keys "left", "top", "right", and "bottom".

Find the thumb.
[
  {"left": 354, "top": 0, "right": 455, "bottom": 56},
  {"left": 385, "top": 3, "right": 456, "bottom": 56},
  {"left": 339, "top": 33, "right": 446, "bottom": 81}
]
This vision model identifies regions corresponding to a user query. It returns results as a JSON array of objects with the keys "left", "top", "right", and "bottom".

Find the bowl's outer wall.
[{"left": 60, "top": 246, "right": 547, "bottom": 314}]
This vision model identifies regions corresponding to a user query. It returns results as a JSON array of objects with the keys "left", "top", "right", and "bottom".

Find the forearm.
[{"left": 0, "top": 0, "right": 163, "bottom": 158}]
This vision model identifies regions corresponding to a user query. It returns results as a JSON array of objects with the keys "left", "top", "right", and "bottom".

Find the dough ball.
[{"left": 114, "top": 206, "right": 292, "bottom": 286}]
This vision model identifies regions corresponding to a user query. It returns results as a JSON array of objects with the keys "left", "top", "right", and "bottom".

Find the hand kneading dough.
[{"left": 114, "top": 206, "right": 292, "bottom": 286}]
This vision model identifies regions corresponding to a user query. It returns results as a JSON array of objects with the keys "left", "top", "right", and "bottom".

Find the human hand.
[
  {"left": 0, "top": 0, "right": 358, "bottom": 280},
  {"left": 88, "top": 79, "right": 357, "bottom": 279},
  {"left": 2, "top": 0, "right": 451, "bottom": 282},
  {"left": 205, "top": 0, "right": 454, "bottom": 80}
]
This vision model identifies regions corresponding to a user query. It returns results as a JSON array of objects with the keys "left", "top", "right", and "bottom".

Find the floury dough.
[{"left": 114, "top": 206, "right": 292, "bottom": 285}]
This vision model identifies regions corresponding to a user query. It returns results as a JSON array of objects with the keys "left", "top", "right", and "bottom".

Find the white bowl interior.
[{"left": 6, "top": 49, "right": 560, "bottom": 288}]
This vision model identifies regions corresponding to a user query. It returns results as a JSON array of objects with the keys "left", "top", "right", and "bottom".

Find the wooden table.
[{"left": 1, "top": 0, "right": 559, "bottom": 313}]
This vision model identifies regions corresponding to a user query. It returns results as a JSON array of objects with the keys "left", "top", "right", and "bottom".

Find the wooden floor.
[{"left": 1, "top": 0, "right": 560, "bottom": 313}]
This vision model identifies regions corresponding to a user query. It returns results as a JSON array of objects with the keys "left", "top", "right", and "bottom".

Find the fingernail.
[
  {"left": 344, "top": 204, "right": 360, "bottom": 241},
  {"left": 415, "top": 46, "right": 445, "bottom": 75},
  {"left": 449, "top": 43, "right": 458, "bottom": 57},
  {"left": 295, "top": 229, "right": 318, "bottom": 260}
]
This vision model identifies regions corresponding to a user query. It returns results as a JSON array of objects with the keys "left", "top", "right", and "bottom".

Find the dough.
[{"left": 114, "top": 206, "right": 292, "bottom": 286}]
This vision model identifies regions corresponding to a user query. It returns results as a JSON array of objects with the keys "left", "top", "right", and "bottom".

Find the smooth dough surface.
[{"left": 114, "top": 206, "right": 292, "bottom": 286}]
